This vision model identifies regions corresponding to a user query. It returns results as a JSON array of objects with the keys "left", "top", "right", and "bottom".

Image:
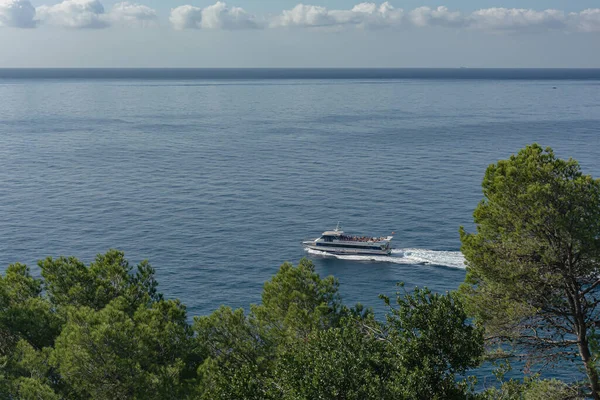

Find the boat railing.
[{"left": 339, "top": 235, "right": 388, "bottom": 243}]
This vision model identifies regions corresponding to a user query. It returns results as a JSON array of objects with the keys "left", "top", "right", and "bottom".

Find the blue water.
[
  {"left": 1, "top": 69, "right": 599, "bottom": 383},
  {"left": 2, "top": 68, "right": 600, "bottom": 80}
]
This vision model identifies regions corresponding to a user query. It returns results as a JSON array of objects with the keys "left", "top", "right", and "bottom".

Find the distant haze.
[{"left": 1, "top": 0, "right": 599, "bottom": 67}]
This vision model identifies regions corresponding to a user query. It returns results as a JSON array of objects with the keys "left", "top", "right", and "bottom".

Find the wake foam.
[{"left": 306, "top": 248, "right": 466, "bottom": 269}]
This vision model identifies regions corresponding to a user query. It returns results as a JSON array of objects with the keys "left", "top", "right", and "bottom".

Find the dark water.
[
  {"left": 2, "top": 68, "right": 600, "bottom": 80},
  {"left": 1, "top": 69, "right": 599, "bottom": 383}
]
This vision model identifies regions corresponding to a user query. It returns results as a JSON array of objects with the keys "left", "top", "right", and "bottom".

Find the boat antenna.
[{"left": 335, "top": 221, "right": 341, "bottom": 232}]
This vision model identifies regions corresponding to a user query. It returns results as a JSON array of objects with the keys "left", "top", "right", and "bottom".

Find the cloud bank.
[
  {"left": 36, "top": 0, "right": 109, "bottom": 28},
  {"left": 1, "top": 1, "right": 599, "bottom": 33},
  {"left": 169, "top": 2, "right": 600, "bottom": 33},
  {"left": 267, "top": 3, "right": 600, "bottom": 33},
  {"left": 110, "top": 2, "right": 157, "bottom": 27},
  {"left": 170, "top": 1, "right": 259, "bottom": 30},
  {"left": 576, "top": 8, "right": 600, "bottom": 33},
  {"left": 269, "top": 2, "right": 403, "bottom": 29},
  {"left": 409, "top": 6, "right": 464, "bottom": 28},
  {"left": 0, "top": 0, "right": 157, "bottom": 29},
  {"left": 468, "top": 8, "right": 567, "bottom": 33}
]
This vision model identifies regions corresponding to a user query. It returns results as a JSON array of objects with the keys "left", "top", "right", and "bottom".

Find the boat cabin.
[{"left": 320, "top": 230, "right": 343, "bottom": 242}]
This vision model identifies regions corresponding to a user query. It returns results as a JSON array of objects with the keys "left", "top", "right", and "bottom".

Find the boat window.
[{"left": 323, "top": 235, "right": 333, "bottom": 242}]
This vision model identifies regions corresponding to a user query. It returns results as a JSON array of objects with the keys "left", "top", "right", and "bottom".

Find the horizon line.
[{"left": 1, "top": 67, "right": 599, "bottom": 70}]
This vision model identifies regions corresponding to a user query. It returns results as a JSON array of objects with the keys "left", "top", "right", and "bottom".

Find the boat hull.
[{"left": 303, "top": 243, "right": 392, "bottom": 256}]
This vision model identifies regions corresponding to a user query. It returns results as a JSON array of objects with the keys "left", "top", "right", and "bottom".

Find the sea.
[{"left": 1, "top": 68, "right": 599, "bottom": 384}]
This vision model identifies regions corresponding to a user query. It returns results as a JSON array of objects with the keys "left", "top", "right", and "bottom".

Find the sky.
[{"left": 0, "top": 0, "right": 599, "bottom": 67}]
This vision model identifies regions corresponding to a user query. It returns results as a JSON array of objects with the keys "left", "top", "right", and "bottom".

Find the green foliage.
[
  {"left": 273, "top": 316, "right": 394, "bottom": 400},
  {"left": 460, "top": 144, "right": 600, "bottom": 396},
  {"left": 1, "top": 251, "right": 197, "bottom": 399},
  {"left": 194, "top": 306, "right": 270, "bottom": 400},
  {"left": 194, "top": 258, "right": 343, "bottom": 399},
  {"left": 0, "top": 357, "right": 9, "bottom": 399},
  {"left": 194, "top": 260, "right": 483, "bottom": 399},
  {"left": 0, "top": 263, "right": 64, "bottom": 398},
  {"left": 40, "top": 249, "right": 161, "bottom": 312},
  {"left": 0, "top": 263, "right": 61, "bottom": 353},
  {"left": 7, "top": 341, "right": 61, "bottom": 400},
  {"left": 10, "top": 377, "right": 60, "bottom": 400},
  {"left": 0, "top": 253, "right": 494, "bottom": 399},
  {"left": 482, "top": 377, "right": 581, "bottom": 400},
  {"left": 381, "top": 285, "right": 484, "bottom": 399},
  {"left": 52, "top": 297, "right": 194, "bottom": 400},
  {"left": 250, "top": 258, "right": 342, "bottom": 343}
]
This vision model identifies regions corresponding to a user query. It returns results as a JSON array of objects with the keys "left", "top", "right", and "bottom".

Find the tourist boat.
[{"left": 302, "top": 223, "right": 393, "bottom": 256}]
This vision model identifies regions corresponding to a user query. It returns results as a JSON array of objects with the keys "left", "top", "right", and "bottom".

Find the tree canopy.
[
  {"left": 460, "top": 144, "right": 600, "bottom": 398},
  {"left": 1, "top": 251, "right": 485, "bottom": 399}
]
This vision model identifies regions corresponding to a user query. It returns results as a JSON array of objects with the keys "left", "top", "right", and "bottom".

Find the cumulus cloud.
[
  {"left": 571, "top": 8, "right": 600, "bottom": 32},
  {"left": 407, "top": 6, "right": 592, "bottom": 33},
  {"left": 170, "top": 1, "right": 259, "bottom": 30},
  {"left": 0, "top": 0, "right": 36, "bottom": 28},
  {"left": 409, "top": 6, "right": 464, "bottom": 28},
  {"left": 36, "top": 0, "right": 108, "bottom": 28},
  {"left": 269, "top": 3, "right": 600, "bottom": 33},
  {"left": 110, "top": 2, "right": 157, "bottom": 27},
  {"left": 169, "top": 5, "right": 201, "bottom": 30},
  {"left": 35, "top": 0, "right": 157, "bottom": 28},
  {"left": 270, "top": 2, "right": 403, "bottom": 29},
  {"left": 3, "top": 1, "right": 600, "bottom": 33},
  {"left": 468, "top": 8, "right": 567, "bottom": 33}
]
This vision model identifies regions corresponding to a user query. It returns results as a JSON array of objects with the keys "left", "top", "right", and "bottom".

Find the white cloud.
[
  {"left": 109, "top": 2, "right": 157, "bottom": 27},
  {"left": 170, "top": 1, "right": 259, "bottom": 30},
  {"left": 571, "top": 9, "right": 600, "bottom": 33},
  {"left": 271, "top": 5, "right": 337, "bottom": 28},
  {"left": 468, "top": 8, "right": 567, "bottom": 33},
  {"left": 407, "top": 6, "right": 588, "bottom": 33},
  {"left": 270, "top": 2, "right": 403, "bottom": 29},
  {"left": 36, "top": 0, "right": 108, "bottom": 28},
  {"left": 270, "top": 3, "right": 600, "bottom": 33},
  {"left": 170, "top": 5, "right": 201, "bottom": 30},
  {"left": 36, "top": 0, "right": 157, "bottom": 28},
  {"left": 409, "top": 6, "right": 464, "bottom": 28},
  {"left": 2, "top": 1, "right": 599, "bottom": 34},
  {"left": 202, "top": 1, "right": 259, "bottom": 29},
  {"left": 0, "top": 0, "right": 36, "bottom": 28}
]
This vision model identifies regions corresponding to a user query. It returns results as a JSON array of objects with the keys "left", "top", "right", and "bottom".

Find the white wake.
[{"left": 306, "top": 248, "right": 466, "bottom": 269}]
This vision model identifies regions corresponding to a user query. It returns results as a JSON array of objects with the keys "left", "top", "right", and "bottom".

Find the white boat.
[{"left": 302, "top": 223, "right": 393, "bottom": 256}]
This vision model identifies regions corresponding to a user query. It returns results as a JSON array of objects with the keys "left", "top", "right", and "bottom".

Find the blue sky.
[{"left": 1, "top": 0, "right": 599, "bottom": 67}]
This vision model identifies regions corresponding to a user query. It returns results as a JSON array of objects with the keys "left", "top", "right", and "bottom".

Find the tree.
[
  {"left": 1, "top": 250, "right": 195, "bottom": 400},
  {"left": 8, "top": 341, "right": 61, "bottom": 400},
  {"left": 250, "top": 258, "right": 342, "bottom": 344},
  {"left": 0, "top": 263, "right": 61, "bottom": 353},
  {"left": 194, "top": 258, "right": 343, "bottom": 399},
  {"left": 380, "top": 285, "right": 484, "bottom": 399},
  {"left": 0, "top": 252, "right": 484, "bottom": 399},
  {"left": 52, "top": 297, "right": 195, "bottom": 400},
  {"left": 272, "top": 285, "right": 483, "bottom": 400},
  {"left": 40, "top": 249, "right": 161, "bottom": 312},
  {"left": 273, "top": 315, "right": 395, "bottom": 400},
  {"left": 0, "top": 263, "right": 64, "bottom": 399},
  {"left": 194, "top": 306, "right": 270, "bottom": 400},
  {"left": 460, "top": 144, "right": 600, "bottom": 398}
]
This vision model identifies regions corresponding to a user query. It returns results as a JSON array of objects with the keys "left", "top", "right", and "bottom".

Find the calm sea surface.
[{"left": 1, "top": 69, "right": 599, "bottom": 382}]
